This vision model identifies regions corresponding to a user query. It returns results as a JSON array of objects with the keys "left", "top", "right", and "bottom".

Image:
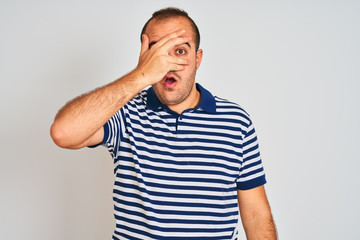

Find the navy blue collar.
[{"left": 146, "top": 83, "right": 216, "bottom": 113}]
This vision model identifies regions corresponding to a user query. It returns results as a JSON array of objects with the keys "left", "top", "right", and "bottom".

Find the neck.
[{"left": 168, "top": 86, "right": 201, "bottom": 114}]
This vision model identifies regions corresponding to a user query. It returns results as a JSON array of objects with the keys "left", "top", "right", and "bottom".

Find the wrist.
[
  {"left": 114, "top": 68, "right": 150, "bottom": 97},
  {"left": 132, "top": 67, "right": 151, "bottom": 86}
]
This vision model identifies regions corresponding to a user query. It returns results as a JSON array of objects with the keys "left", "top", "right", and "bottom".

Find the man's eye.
[{"left": 176, "top": 49, "right": 186, "bottom": 55}]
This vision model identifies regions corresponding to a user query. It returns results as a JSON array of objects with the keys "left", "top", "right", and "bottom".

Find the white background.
[{"left": 1, "top": 0, "right": 359, "bottom": 239}]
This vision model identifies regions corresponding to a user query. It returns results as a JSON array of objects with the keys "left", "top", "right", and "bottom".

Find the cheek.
[
  {"left": 180, "top": 61, "right": 196, "bottom": 75},
  {"left": 174, "top": 53, "right": 197, "bottom": 73},
  {"left": 185, "top": 55, "right": 197, "bottom": 67},
  {"left": 177, "top": 57, "right": 194, "bottom": 72}
]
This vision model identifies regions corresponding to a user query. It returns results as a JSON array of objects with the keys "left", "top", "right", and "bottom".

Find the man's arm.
[
  {"left": 50, "top": 70, "right": 145, "bottom": 149},
  {"left": 50, "top": 29, "right": 190, "bottom": 149},
  {"left": 237, "top": 185, "right": 278, "bottom": 240}
]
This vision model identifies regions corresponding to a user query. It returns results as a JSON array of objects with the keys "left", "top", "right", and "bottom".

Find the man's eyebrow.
[
  {"left": 148, "top": 42, "right": 191, "bottom": 49},
  {"left": 184, "top": 42, "right": 191, "bottom": 48}
]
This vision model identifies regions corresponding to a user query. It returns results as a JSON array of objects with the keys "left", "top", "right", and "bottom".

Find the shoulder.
[
  {"left": 131, "top": 88, "right": 149, "bottom": 104},
  {"left": 214, "top": 96, "right": 252, "bottom": 126},
  {"left": 123, "top": 88, "right": 149, "bottom": 109}
]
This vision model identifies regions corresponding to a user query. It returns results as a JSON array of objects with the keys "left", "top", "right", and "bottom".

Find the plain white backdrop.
[{"left": 1, "top": 0, "right": 359, "bottom": 239}]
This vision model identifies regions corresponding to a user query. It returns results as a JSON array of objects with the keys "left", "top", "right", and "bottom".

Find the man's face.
[{"left": 144, "top": 17, "right": 203, "bottom": 110}]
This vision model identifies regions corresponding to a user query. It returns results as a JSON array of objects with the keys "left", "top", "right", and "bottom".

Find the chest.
[{"left": 119, "top": 110, "right": 245, "bottom": 185}]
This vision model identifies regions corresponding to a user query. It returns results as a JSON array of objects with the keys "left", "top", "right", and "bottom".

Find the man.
[{"left": 51, "top": 7, "right": 277, "bottom": 240}]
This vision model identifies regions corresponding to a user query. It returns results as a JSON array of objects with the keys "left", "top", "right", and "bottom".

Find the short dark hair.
[{"left": 140, "top": 7, "right": 201, "bottom": 51}]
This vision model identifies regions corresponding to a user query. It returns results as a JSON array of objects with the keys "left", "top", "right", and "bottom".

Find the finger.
[
  {"left": 169, "top": 63, "right": 185, "bottom": 72},
  {"left": 140, "top": 34, "right": 149, "bottom": 55},
  {"left": 154, "top": 29, "right": 186, "bottom": 49},
  {"left": 168, "top": 56, "right": 189, "bottom": 65}
]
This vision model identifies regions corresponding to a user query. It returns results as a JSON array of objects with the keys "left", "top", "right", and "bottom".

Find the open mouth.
[{"left": 164, "top": 76, "right": 177, "bottom": 88}]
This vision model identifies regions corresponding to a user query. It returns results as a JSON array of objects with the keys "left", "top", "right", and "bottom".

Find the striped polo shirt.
[{"left": 95, "top": 83, "right": 266, "bottom": 240}]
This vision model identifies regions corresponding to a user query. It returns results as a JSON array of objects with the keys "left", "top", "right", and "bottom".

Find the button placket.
[{"left": 175, "top": 114, "right": 184, "bottom": 134}]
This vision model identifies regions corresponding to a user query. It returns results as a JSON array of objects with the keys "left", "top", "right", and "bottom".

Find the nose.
[{"left": 168, "top": 49, "right": 176, "bottom": 57}]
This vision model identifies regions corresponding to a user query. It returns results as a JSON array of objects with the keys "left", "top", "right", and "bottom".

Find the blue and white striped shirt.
[{"left": 96, "top": 83, "right": 266, "bottom": 240}]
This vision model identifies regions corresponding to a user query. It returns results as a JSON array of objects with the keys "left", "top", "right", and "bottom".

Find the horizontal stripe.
[
  {"left": 97, "top": 85, "right": 266, "bottom": 239},
  {"left": 115, "top": 164, "right": 236, "bottom": 185},
  {"left": 113, "top": 195, "right": 238, "bottom": 216},
  {"left": 116, "top": 172, "right": 237, "bottom": 192},
  {"left": 114, "top": 181, "right": 237, "bottom": 201},
  {"left": 113, "top": 188, "right": 238, "bottom": 209},
  {"left": 114, "top": 204, "right": 238, "bottom": 226},
  {"left": 114, "top": 222, "right": 233, "bottom": 239},
  {"left": 113, "top": 200, "right": 238, "bottom": 220},
  {"left": 114, "top": 214, "right": 236, "bottom": 233},
  {"left": 115, "top": 170, "right": 236, "bottom": 190}
]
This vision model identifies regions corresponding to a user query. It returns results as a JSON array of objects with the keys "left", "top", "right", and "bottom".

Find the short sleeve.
[
  {"left": 236, "top": 120, "right": 267, "bottom": 190},
  {"left": 87, "top": 122, "right": 110, "bottom": 148},
  {"left": 87, "top": 108, "right": 126, "bottom": 158}
]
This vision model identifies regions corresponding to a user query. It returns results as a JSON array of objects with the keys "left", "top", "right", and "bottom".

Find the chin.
[{"left": 160, "top": 94, "right": 185, "bottom": 106}]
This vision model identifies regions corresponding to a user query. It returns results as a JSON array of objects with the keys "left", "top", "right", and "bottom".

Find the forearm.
[
  {"left": 242, "top": 211, "right": 277, "bottom": 240},
  {"left": 51, "top": 30, "right": 190, "bottom": 149},
  {"left": 237, "top": 186, "right": 277, "bottom": 240},
  {"left": 50, "top": 69, "right": 147, "bottom": 148}
]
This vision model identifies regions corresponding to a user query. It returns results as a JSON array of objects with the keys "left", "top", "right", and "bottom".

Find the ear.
[{"left": 196, "top": 49, "right": 203, "bottom": 69}]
